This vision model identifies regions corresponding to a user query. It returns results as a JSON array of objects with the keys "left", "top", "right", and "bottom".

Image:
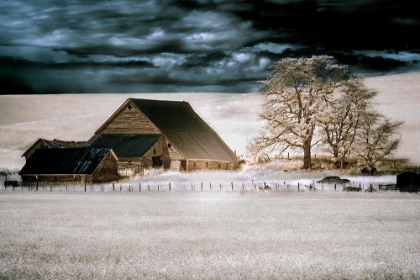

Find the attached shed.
[
  {"left": 396, "top": 172, "right": 420, "bottom": 192},
  {"left": 22, "top": 138, "right": 88, "bottom": 160},
  {"left": 90, "top": 134, "right": 171, "bottom": 176},
  {"left": 92, "top": 98, "right": 239, "bottom": 171},
  {"left": 19, "top": 147, "right": 119, "bottom": 183}
]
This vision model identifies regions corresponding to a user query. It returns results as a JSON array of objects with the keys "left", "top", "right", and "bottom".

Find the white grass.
[{"left": 1, "top": 192, "right": 419, "bottom": 279}]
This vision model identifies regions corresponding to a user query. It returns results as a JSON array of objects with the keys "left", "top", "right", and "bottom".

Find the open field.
[{"left": 1, "top": 192, "right": 419, "bottom": 279}]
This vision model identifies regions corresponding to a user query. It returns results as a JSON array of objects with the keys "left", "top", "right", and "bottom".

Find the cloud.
[{"left": 0, "top": 0, "right": 419, "bottom": 93}]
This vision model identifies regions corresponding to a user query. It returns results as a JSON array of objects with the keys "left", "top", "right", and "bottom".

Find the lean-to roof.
[
  {"left": 90, "top": 134, "right": 161, "bottom": 158},
  {"left": 19, "top": 147, "right": 112, "bottom": 175}
]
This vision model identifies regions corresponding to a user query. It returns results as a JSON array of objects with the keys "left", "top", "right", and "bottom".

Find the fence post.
[
  {"left": 334, "top": 184, "right": 336, "bottom": 191},
  {"left": 148, "top": 185, "right": 150, "bottom": 191},
  {"left": 220, "top": 184, "right": 222, "bottom": 191},
  {"left": 85, "top": 182, "right": 87, "bottom": 192},
  {"left": 112, "top": 183, "right": 114, "bottom": 191},
  {"left": 231, "top": 182, "right": 234, "bottom": 191},
  {"left": 169, "top": 183, "right": 171, "bottom": 192},
  {"left": 298, "top": 182, "right": 300, "bottom": 191},
  {"left": 139, "top": 183, "right": 141, "bottom": 192},
  {"left": 210, "top": 183, "right": 212, "bottom": 191},
  {"left": 158, "top": 184, "right": 160, "bottom": 191},
  {"left": 242, "top": 183, "right": 244, "bottom": 191},
  {"left": 201, "top": 182, "right": 203, "bottom": 192}
]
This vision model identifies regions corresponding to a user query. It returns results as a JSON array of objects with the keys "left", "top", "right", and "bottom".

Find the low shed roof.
[
  {"left": 90, "top": 134, "right": 161, "bottom": 157},
  {"left": 19, "top": 147, "right": 112, "bottom": 175}
]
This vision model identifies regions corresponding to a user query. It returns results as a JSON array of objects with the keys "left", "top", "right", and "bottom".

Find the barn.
[
  {"left": 19, "top": 147, "right": 119, "bottom": 183},
  {"left": 90, "top": 98, "right": 239, "bottom": 173},
  {"left": 396, "top": 171, "right": 420, "bottom": 192}
]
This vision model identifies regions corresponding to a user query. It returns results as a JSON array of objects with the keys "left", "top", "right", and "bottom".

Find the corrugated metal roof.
[
  {"left": 90, "top": 134, "right": 161, "bottom": 157},
  {"left": 19, "top": 147, "right": 111, "bottom": 175},
  {"left": 129, "top": 99, "right": 238, "bottom": 162}
]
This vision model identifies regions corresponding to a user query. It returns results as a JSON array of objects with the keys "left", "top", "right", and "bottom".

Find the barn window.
[
  {"left": 54, "top": 176, "right": 57, "bottom": 180},
  {"left": 206, "top": 162, "right": 208, "bottom": 168},
  {"left": 193, "top": 162, "right": 196, "bottom": 168},
  {"left": 168, "top": 143, "right": 172, "bottom": 148},
  {"left": 127, "top": 104, "right": 132, "bottom": 110},
  {"left": 153, "top": 148, "right": 156, "bottom": 154},
  {"left": 218, "top": 163, "right": 221, "bottom": 169}
]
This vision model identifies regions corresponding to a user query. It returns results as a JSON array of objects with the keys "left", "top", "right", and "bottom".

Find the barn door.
[{"left": 152, "top": 156, "right": 162, "bottom": 168}]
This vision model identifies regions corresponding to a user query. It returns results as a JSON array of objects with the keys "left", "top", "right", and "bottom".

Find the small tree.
[
  {"left": 253, "top": 56, "right": 350, "bottom": 169},
  {"left": 356, "top": 112, "right": 403, "bottom": 174},
  {"left": 318, "top": 76, "right": 377, "bottom": 169}
]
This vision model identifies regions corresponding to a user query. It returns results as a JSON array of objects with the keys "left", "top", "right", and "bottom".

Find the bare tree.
[
  {"left": 318, "top": 76, "right": 377, "bottom": 169},
  {"left": 356, "top": 112, "right": 403, "bottom": 174},
  {"left": 253, "top": 56, "right": 350, "bottom": 169}
]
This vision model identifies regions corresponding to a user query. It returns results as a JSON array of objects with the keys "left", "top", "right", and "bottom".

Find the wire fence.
[{"left": 0, "top": 180, "right": 403, "bottom": 193}]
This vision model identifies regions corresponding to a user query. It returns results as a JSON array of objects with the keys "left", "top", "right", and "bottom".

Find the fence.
[{"left": 0, "top": 180, "right": 400, "bottom": 193}]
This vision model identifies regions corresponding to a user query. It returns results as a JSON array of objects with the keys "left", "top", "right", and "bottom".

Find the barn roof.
[
  {"left": 90, "top": 134, "right": 161, "bottom": 158},
  {"left": 19, "top": 147, "right": 112, "bottom": 175},
  {"left": 128, "top": 99, "right": 238, "bottom": 162},
  {"left": 22, "top": 138, "right": 88, "bottom": 157}
]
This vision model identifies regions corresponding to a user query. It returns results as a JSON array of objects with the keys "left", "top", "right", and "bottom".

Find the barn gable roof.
[
  {"left": 19, "top": 147, "right": 113, "bottom": 175},
  {"left": 128, "top": 98, "right": 239, "bottom": 162},
  {"left": 90, "top": 134, "right": 161, "bottom": 158}
]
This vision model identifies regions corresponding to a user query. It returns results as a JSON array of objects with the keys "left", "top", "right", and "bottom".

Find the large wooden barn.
[
  {"left": 19, "top": 98, "right": 239, "bottom": 182},
  {"left": 90, "top": 98, "right": 239, "bottom": 174},
  {"left": 19, "top": 147, "right": 119, "bottom": 183}
]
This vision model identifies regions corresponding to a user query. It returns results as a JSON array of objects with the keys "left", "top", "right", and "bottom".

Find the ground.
[{"left": 1, "top": 191, "right": 419, "bottom": 279}]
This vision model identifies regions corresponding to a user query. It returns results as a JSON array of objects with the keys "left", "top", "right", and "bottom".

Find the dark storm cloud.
[{"left": 0, "top": 0, "right": 419, "bottom": 93}]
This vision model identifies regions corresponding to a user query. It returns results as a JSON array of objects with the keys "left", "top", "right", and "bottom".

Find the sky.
[{"left": 1, "top": 0, "right": 419, "bottom": 94}]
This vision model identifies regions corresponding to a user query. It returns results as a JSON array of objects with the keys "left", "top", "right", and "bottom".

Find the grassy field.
[{"left": 1, "top": 192, "right": 419, "bottom": 279}]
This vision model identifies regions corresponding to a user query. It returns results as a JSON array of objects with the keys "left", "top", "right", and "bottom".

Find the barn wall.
[
  {"left": 92, "top": 151, "right": 120, "bottom": 182},
  {"left": 117, "top": 157, "right": 143, "bottom": 176},
  {"left": 21, "top": 175, "right": 86, "bottom": 183},
  {"left": 187, "top": 160, "right": 238, "bottom": 171},
  {"left": 98, "top": 104, "right": 160, "bottom": 134}
]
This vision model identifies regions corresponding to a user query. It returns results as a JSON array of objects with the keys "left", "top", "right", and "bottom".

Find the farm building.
[
  {"left": 22, "top": 138, "right": 88, "bottom": 160},
  {"left": 19, "top": 98, "right": 239, "bottom": 180},
  {"left": 19, "top": 147, "right": 119, "bottom": 183},
  {"left": 396, "top": 171, "right": 420, "bottom": 192},
  {"left": 90, "top": 98, "right": 239, "bottom": 173}
]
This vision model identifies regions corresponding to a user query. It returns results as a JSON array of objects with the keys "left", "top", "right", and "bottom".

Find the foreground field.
[{"left": 1, "top": 192, "right": 419, "bottom": 279}]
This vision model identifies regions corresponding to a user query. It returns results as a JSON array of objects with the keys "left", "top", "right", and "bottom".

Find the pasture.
[{"left": 1, "top": 191, "right": 419, "bottom": 279}]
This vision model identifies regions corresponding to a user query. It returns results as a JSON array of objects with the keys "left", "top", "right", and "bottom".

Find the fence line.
[{"left": 0, "top": 180, "right": 398, "bottom": 193}]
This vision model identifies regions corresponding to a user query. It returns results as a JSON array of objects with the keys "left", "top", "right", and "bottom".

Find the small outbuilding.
[
  {"left": 19, "top": 147, "right": 119, "bottom": 184},
  {"left": 396, "top": 171, "right": 420, "bottom": 192}
]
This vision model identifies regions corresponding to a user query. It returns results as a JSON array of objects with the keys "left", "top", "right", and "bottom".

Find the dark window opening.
[
  {"left": 128, "top": 104, "right": 132, "bottom": 110},
  {"left": 218, "top": 163, "right": 221, "bottom": 169},
  {"left": 153, "top": 148, "right": 156, "bottom": 154},
  {"left": 206, "top": 162, "right": 208, "bottom": 168},
  {"left": 168, "top": 143, "right": 172, "bottom": 148}
]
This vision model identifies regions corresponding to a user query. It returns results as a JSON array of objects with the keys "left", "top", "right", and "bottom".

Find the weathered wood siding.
[
  {"left": 98, "top": 104, "right": 160, "bottom": 134},
  {"left": 188, "top": 160, "right": 238, "bottom": 171},
  {"left": 92, "top": 151, "right": 120, "bottom": 182}
]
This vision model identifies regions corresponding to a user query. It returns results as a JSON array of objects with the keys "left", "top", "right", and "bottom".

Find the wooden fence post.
[
  {"left": 148, "top": 185, "right": 150, "bottom": 191},
  {"left": 201, "top": 182, "right": 203, "bottom": 192},
  {"left": 169, "top": 182, "right": 171, "bottom": 191},
  {"left": 112, "top": 183, "right": 114, "bottom": 191},
  {"left": 231, "top": 182, "right": 234, "bottom": 191},
  {"left": 220, "top": 184, "right": 222, "bottom": 191},
  {"left": 139, "top": 183, "right": 141, "bottom": 192},
  {"left": 298, "top": 182, "right": 300, "bottom": 191},
  {"left": 210, "top": 183, "right": 212, "bottom": 191}
]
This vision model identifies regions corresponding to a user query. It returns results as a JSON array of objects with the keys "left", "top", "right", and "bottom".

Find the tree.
[
  {"left": 318, "top": 76, "right": 377, "bottom": 169},
  {"left": 253, "top": 56, "right": 350, "bottom": 169},
  {"left": 356, "top": 112, "right": 403, "bottom": 174}
]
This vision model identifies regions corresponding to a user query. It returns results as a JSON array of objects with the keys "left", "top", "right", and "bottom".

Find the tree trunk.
[{"left": 303, "top": 140, "right": 312, "bottom": 169}]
